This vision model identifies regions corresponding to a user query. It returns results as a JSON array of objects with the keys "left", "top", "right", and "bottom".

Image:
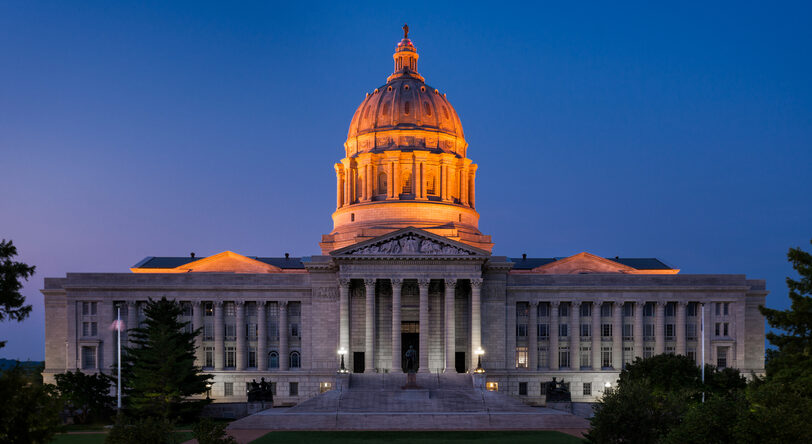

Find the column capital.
[
  {"left": 593, "top": 300, "right": 603, "bottom": 307},
  {"left": 235, "top": 300, "right": 245, "bottom": 307},
  {"left": 529, "top": 300, "right": 539, "bottom": 307},
  {"left": 676, "top": 300, "right": 689, "bottom": 307},
  {"left": 444, "top": 278, "right": 457, "bottom": 289},
  {"left": 417, "top": 278, "right": 431, "bottom": 289},
  {"left": 655, "top": 300, "right": 666, "bottom": 308},
  {"left": 571, "top": 301, "right": 581, "bottom": 308},
  {"left": 364, "top": 278, "right": 376, "bottom": 287},
  {"left": 338, "top": 277, "right": 351, "bottom": 288},
  {"left": 550, "top": 300, "right": 561, "bottom": 308},
  {"left": 257, "top": 300, "right": 267, "bottom": 307},
  {"left": 279, "top": 301, "right": 288, "bottom": 310},
  {"left": 470, "top": 278, "right": 483, "bottom": 288},
  {"left": 215, "top": 301, "right": 224, "bottom": 307},
  {"left": 391, "top": 278, "right": 403, "bottom": 288}
]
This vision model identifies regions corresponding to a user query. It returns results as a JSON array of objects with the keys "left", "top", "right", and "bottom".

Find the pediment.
[
  {"left": 530, "top": 252, "right": 636, "bottom": 274},
  {"left": 177, "top": 251, "right": 282, "bottom": 273},
  {"left": 331, "top": 227, "right": 489, "bottom": 258}
]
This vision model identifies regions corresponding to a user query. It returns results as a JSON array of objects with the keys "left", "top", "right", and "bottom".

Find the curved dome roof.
[{"left": 345, "top": 32, "right": 466, "bottom": 157}]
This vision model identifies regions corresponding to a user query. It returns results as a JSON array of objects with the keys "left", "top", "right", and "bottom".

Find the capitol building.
[{"left": 42, "top": 29, "right": 766, "bottom": 406}]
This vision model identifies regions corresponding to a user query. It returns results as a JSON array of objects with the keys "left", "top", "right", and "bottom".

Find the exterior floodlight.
[
  {"left": 206, "top": 382, "right": 213, "bottom": 400},
  {"left": 604, "top": 382, "right": 612, "bottom": 388},
  {"left": 474, "top": 347, "right": 485, "bottom": 373},
  {"left": 337, "top": 347, "right": 349, "bottom": 373}
]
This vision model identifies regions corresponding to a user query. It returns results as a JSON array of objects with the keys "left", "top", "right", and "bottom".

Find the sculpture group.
[{"left": 247, "top": 377, "right": 274, "bottom": 404}]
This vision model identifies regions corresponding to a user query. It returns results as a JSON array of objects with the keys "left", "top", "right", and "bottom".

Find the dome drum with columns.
[{"left": 321, "top": 29, "right": 492, "bottom": 254}]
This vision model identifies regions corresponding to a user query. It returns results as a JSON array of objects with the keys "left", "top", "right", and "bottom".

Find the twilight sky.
[{"left": 1, "top": 1, "right": 810, "bottom": 361}]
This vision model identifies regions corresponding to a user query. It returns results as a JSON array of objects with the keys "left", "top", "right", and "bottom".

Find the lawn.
[
  {"left": 248, "top": 431, "right": 585, "bottom": 444},
  {"left": 50, "top": 431, "right": 193, "bottom": 444}
]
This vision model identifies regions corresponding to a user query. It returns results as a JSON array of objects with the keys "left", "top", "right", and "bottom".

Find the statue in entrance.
[{"left": 405, "top": 345, "right": 417, "bottom": 373}]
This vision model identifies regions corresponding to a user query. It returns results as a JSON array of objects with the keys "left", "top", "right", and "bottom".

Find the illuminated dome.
[{"left": 320, "top": 26, "right": 492, "bottom": 255}]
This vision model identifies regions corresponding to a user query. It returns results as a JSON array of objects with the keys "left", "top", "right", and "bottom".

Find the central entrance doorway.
[{"left": 401, "top": 321, "right": 419, "bottom": 372}]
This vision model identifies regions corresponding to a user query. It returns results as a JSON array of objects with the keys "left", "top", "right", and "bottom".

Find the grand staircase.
[{"left": 228, "top": 373, "right": 589, "bottom": 431}]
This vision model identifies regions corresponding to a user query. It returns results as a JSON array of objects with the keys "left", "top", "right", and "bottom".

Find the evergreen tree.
[
  {"left": 122, "top": 297, "right": 211, "bottom": 420},
  {"left": 759, "top": 239, "right": 812, "bottom": 394},
  {"left": 0, "top": 239, "right": 36, "bottom": 349},
  {"left": 55, "top": 370, "right": 115, "bottom": 424}
]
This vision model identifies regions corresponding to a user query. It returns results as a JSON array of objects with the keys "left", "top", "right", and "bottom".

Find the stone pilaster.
[
  {"left": 571, "top": 301, "right": 581, "bottom": 369},
  {"left": 592, "top": 301, "right": 602, "bottom": 370},
  {"left": 470, "top": 278, "right": 483, "bottom": 371},
  {"left": 192, "top": 301, "right": 204, "bottom": 366},
  {"left": 549, "top": 301, "right": 559, "bottom": 370},
  {"left": 444, "top": 278, "right": 456, "bottom": 372},
  {"left": 676, "top": 301, "right": 687, "bottom": 355},
  {"left": 364, "top": 278, "right": 376, "bottom": 373},
  {"left": 279, "top": 301, "right": 289, "bottom": 371},
  {"left": 418, "top": 278, "right": 430, "bottom": 372},
  {"left": 257, "top": 301, "right": 268, "bottom": 371},
  {"left": 236, "top": 300, "right": 246, "bottom": 371},
  {"left": 633, "top": 301, "right": 644, "bottom": 360},
  {"left": 612, "top": 302, "right": 623, "bottom": 369},
  {"left": 528, "top": 301, "right": 538, "bottom": 370},
  {"left": 214, "top": 301, "right": 224, "bottom": 370},
  {"left": 391, "top": 278, "right": 403, "bottom": 373},
  {"left": 655, "top": 301, "right": 665, "bottom": 355},
  {"left": 338, "top": 279, "right": 350, "bottom": 360}
]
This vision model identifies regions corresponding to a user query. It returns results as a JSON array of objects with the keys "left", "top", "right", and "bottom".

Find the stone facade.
[{"left": 41, "top": 29, "right": 766, "bottom": 406}]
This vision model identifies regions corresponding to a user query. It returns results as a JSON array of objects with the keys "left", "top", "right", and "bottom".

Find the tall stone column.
[
  {"left": 391, "top": 278, "right": 403, "bottom": 373},
  {"left": 235, "top": 301, "right": 246, "bottom": 371},
  {"left": 367, "top": 163, "right": 374, "bottom": 199},
  {"left": 460, "top": 165, "right": 469, "bottom": 206},
  {"left": 444, "top": 278, "right": 456, "bottom": 372},
  {"left": 676, "top": 301, "right": 687, "bottom": 355},
  {"left": 364, "top": 278, "right": 376, "bottom": 373},
  {"left": 393, "top": 158, "right": 401, "bottom": 198},
  {"left": 192, "top": 301, "right": 204, "bottom": 366},
  {"left": 549, "top": 301, "right": 559, "bottom": 370},
  {"left": 633, "top": 301, "right": 644, "bottom": 360},
  {"left": 528, "top": 301, "right": 538, "bottom": 371},
  {"left": 418, "top": 278, "right": 430, "bottom": 373},
  {"left": 338, "top": 279, "right": 350, "bottom": 360},
  {"left": 126, "top": 301, "right": 137, "bottom": 347},
  {"left": 214, "top": 301, "right": 224, "bottom": 370},
  {"left": 257, "top": 301, "right": 268, "bottom": 371},
  {"left": 469, "top": 165, "right": 477, "bottom": 208},
  {"left": 470, "top": 278, "right": 483, "bottom": 371},
  {"left": 279, "top": 302, "right": 289, "bottom": 371},
  {"left": 335, "top": 165, "right": 343, "bottom": 209},
  {"left": 612, "top": 302, "right": 623, "bottom": 369},
  {"left": 592, "top": 301, "right": 602, "bottom": 370},
  {"left": 655, "top": 301, "right": 665, "bottom": 355},
  {"left": 342, "top": 159, "right": 352, "bottom": 206},
  {"left": 571, "top": 301, "right": 581, "bottom": 369}
]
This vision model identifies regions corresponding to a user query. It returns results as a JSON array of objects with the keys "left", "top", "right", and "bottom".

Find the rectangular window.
[
  {"left": 205, "top": 302, "right": 213, "bottom": 316},
  {"left": 270, "top": 382, "right": 277, "bottom": 396},
  {"left": 247, "top": 323, "right": 258, "bottom": 340},
  {"left": 559, "top": 347, "right": 570, "bottom": 368},
  {"left": 580, "top": 303, "right": 591, "bottom": 317},
  {"left": 622, "top": 324, "right": 633, "bottom": 340},
  {"left": 81, "top": 346, "right": 96, "bottom": 369},
  {"left": 644, "top": 302, "right": 654, "bottom": 317},
  {"left": 724, "top": 303, "right": 729, "bottom": 316},
  {"left": 82, "top": 302, "right": 97, "bottom": 315},
  {"left": 204, "top": 323, "right": 214, "bottom": 341},
  {"left": 538, "top": 303, "right": 549, "bottom": 317},
  {"left": 715, "top": 303, "right": 721, "bottom": 316},
  {"left": 666, "top": 346, "right": 675, "bottom": 355},
  {"left": 600, "top": 303, "right": 611, "bottom": 317},
  {"left": 517, "top": 302, "right": 529, "bottom": 316},
  {"left": 715, "top": 323, "right": 721, "bottom": 337},
  {"left": 559, "top": 324, "right": 568, "bottom": 338},
  {"left": 583, "top": 382, "right": 592, "bottom": 396},
  {"left": 538, "top": 324, "right": 549, "bottom": 338},
  {"left": 687, "top": 348, "right": 696, "bottom": 362},
  {"left": 519, "top": 382, "right": 528, "bottom": 396},
  {"left": 665, "top": 324, "right": 675, "bottom": 339},
  {"left": 291, "top": 323, "right": 300, "bottom": 338},
  {"left": 225, "top": 302, "right": 236, "bottom": 317},
  {"left": 226, "top": 346, "right": 236, "bottom": 368},
  {"left": 226, "top": 323, "right": 236, "bottom": 340},
  {"left": 515, "top": 346, "right": 528, "bottom": 368},
  {"left": 644, "top": 324, "right": 655, "bottom": 339},
  {"left": 82, "top": 322, "right": 98, "bottom": 337},
  {"left": 204, "top": 347, "right": 214, "bottom": 368},
  {"left": 601, "top": 347, "right": 612, "bottom": 368},
  {"left": 289, "top": 382, "right": 298, "bottom": 396},
  {"left": 723, "top": 323, "right": 729, "bottom": 336},
  {"left": 248, "top": 348, "right": 257, "bottom": 368},
  {"left": 486, "top": 382, "right": 498, "bottom": 391},
  {"left": 644, "top": 346, "right": 654, "bottom": 359},
  {"left": 687, "top": 302, "right": 697, "bottom": 316},
  {"left": 623, "top": 302, "right": 634, "bottom": 317},
  {"left": 717, "top": 346, "right": 729, "bottom": 368},
  {"left": 224, "top": 382, "right": 234, "bottom": 396},
  {"left": 602, "top": 324, "right": 612, "bottom": 338},
  {"left": 559, "top": 303, "right": 569, "bottom": 317},
  {"left": 538, "top": 346, "right": 548, "bottom": 368},
  {"left": 181, "top": 302, "right": 193, "bottom": 317},
  {"left": 320, "top": 382, "right": 333, "bottom": 393},
  {"left": 686, "top": 323, "right": 696, "bottom": 339},
  {"left": 516, "top": 323, "right": 528, "bottom": 337},
  {"left": 623, "top": 346, "right": 634, "bottom": 368},
  {"left": 580, "top": 346, "right": 591, "bottom": 368},
  {"left": 665, "top": 302, "right": 675, "bottom": 317},
  {"left": 581, "top": 323, "right": 591, "bottom": 337}
]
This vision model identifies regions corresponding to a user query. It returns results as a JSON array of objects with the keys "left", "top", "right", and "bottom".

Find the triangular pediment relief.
[
  {"left": 177, "top": 251, "right": 282, "bottom": 273},
  {"left": 331, "top": 227, "right": 489, "bottom": 257},
  {"left": 530, "top": 252, "right": 636, "bottom": 274}
]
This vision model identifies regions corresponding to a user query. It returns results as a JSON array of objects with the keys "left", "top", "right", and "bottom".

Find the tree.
[
  {"left": 55, "top": 370, "right": 115, "bottom": 424},
  {"left": 759, "top": 239, "right": 812, "bottom": 395},
  {"left": 0, "top": 365, "right": 62, "bottom": 444},
  {"left": 192, "top": 418, "right": 237, "bottom": 444},
  {"left": 122, "top": 297, "right": 211, "bottom": 420},
  {"left": 0, "top": 239, "right": 36, "bottom": 349},
  {"left": 105, "top": 415, "right": 179, "bottom": 444}
]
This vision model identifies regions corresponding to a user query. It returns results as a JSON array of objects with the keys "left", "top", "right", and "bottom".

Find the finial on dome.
[{"left": 403, "top": 23, "right": 409, "bottom": 39}]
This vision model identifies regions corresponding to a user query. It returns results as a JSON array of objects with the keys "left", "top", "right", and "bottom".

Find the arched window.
[
  {"left": 290, "top": 351, "right": 301, "bottom": 369},
  {"left": 268, "top": 351, "right": 279, "bottom": 369},
  {"left": 378, "top": 172, "right": 387, "bottom": 195},
  {"left": 404, "top": 101, "right": 410, "bottom": 115}
]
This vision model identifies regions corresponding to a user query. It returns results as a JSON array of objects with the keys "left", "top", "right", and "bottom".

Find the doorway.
[
  {"left": 353, "top": 352, "right": 364, "bottom": 373},
  {"left": 401, "top": 321, "right": 419, "bottom": 372},
  {"left": 455, "top": 352, "right": 466, "bottom": 373}
]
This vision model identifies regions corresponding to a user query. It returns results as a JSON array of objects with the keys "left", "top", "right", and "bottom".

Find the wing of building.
[{"left": 42, "top": 30, "right": 766, "bottom": 405}]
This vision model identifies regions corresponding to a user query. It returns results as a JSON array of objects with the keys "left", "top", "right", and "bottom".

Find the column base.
[
  {"left": 417, "top": 367, "right": 430, "bottom": 373},
  {"left": 364, "top": 368, "right": 376, "bottom": 374},
  {"left": 389, "top": 368, "right": 403, "bottom": 374},
  {"left": 443, "top": 367, "right": 456, "bottom": 373}
]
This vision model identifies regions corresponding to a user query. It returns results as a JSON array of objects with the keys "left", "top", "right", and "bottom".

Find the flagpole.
[
  {"left": 701, "top": 302, "right": 705, "bottom": 403},
  {"left": 117, "top": 304, "right": 122, "bottom": 410}
]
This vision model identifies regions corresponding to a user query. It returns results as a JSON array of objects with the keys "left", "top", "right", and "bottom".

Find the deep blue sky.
[{"left": 1, "top": 1, "right": 810, "bottom": 360}]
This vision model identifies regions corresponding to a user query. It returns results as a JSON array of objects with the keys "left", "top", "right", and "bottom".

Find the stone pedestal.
[{"left": 401, "top": 372, "right": 421, "bottom": 389}]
